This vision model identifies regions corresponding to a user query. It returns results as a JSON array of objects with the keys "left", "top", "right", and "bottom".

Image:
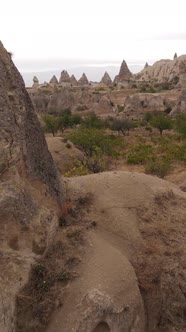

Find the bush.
[
  {"left": 127, "top": 144, "right": 154, "bottom": 164},
  {"left": 82, "top": 113, "right": 104, "bottom": 129},
  {"left": 145, "top": 158, "right": 171, "bottom": 178},
  {"left": 42, "top": 115, "right": 58, "bottom": 136}
]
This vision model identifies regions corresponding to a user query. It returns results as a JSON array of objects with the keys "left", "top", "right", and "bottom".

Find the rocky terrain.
[{"left": 0, "top": 41, "right": 186, "bottom": 332}]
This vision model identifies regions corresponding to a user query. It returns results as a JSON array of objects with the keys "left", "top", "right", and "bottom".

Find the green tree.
[
  {"left": 42, "top": 115, "right": 58, "bottom": 136},
  {"left": 111, "top": 118, "right": 133, "bottom": 135},
  {"left": 150, "top": 114, "right": 173, "bottom": 135}
]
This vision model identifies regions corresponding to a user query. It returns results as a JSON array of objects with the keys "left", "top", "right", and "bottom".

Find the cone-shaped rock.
[
  {"left": 174, "top": 53, "right": 178, "bottom": 60},
  {"left": 114, "top": 60, "right": 132, "bottom": 84},
  {"left": 144, "top": 62, "right": 149, "bottom": 69},
  {"left": 59, "top": 70, "right": 71, "bottom": 83},
  {"left": 50, "top": 75, "right": 58, "bottom": 84},
  {"left": 101, "top": 71, "right": 112, "bottom": 85},
  {"left": 78, "top": 73, "right": 89, "bottom": 85},
  {"left": 71, "top": 74, "right": 78, "bottom": 86}
]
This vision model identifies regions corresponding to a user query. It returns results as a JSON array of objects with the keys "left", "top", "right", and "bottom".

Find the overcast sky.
[{"left": 1, "top": 0, "right": 186, "bottom": 73}]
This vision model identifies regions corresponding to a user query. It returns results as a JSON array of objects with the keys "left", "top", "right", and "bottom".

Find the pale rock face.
[
  {"left": 114, "top": 60, "right": 132, "bottom": 84},
  {"left": 134, "top": 55, "right": 186, "bottom": 85},
  {"left": 101, "top": 72, "right": 112, "bottom": 85},
  {"left": 59, "top": 70, "right": 71, "bottom": 83},
  {"left": 49, "top": 75, "right": 59, "bottom": 84},
  {"left": 78, "top": 73, "right": 89, "bottom": 85}
]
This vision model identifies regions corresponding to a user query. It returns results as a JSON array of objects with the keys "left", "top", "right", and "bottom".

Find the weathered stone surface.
[
  {"left": 134, "top": 54, "right": 186, "bottom": 85},
  {"left": 0, "top": 41, "right": 64, "bottom": 331},
  {"left": 114, "top": 60, "right": 132, "bottom": 84},
  {"left": 78, "top": 73, "right": 89, "bottom": 85},
  {"left": 59, "top": 70, "right": 71, "bottom": 84},
  {"left": 49, "top": 75, "right": 58, "bottom": 84},
  {"left": 122, "top": 93, "right": 173, "bottom": 118},
  {"left": 101, "top": 72, "right": 112, "bottom": 85}
]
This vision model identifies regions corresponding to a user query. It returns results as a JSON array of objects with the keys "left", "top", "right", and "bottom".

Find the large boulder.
[{"left": 0, "top": 41, "right": 64, "bottom": 331}]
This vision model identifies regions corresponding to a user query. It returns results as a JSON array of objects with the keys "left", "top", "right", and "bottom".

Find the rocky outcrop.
[
  {"left": 0, "top": 41, "right": 64, "bottom": 331},
  {"left": 178, "top": 60, "right": 186, "bottom": 88},
  {"left": 78, "top": 73, "right": 89, "bottom": 85},
  {"left": 101, "top": 72, "right": 112, "bottom": 85},
  {"left": 135, "top": 55, "right": 186, "bottom": 86},
  {"left": 170, "top": 89, "right": 186, "bottom": 115},
  {"left": 144, "top": 62, "right": 149, "bottom": 69},
  {"left": 59, "top": 70, "right": 71, "bottom": 84},
  {"left": 122, "top": 93, "right": 173, "bottom": 118},
  {"left": 50, "top": 75, "right": 58, "bottom": 84},
  {"left": 71, "top": 74, "right": 78, "bottom": 86},
  {"left": 32, "top": 75, "right": 39, "bottom": 88},
  {"left": 114, "top": 60, "right": 132, "bottom": 84},
  {"left": 174, "top": 52, "right": 178, "bottom": 60}
]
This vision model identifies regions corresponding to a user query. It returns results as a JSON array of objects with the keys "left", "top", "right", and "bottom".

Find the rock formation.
[
  {"left": 114, "top": 60, "right": 132, "bottom": 84},
  {"left": 32, "top": 75, "right": 39, "bottom": 88},
  {"left": 174, "top": 52, "right": 178, "bottom": 60},
  {"left": 70, "top": 74, "right": 78, "bottom": 86},
  {"left": 170, "top": 89, "right": 186, "bottom": 115},
  {"left": 122, "top": 93, "right": 173, "bottom": 119},
  {"left": 178, "top": 59, "right": 186, "bottom": 87},
  {"left": 59, "top": 70, "right": 71, "bottom": 84},
  {"left": 144, "top": 62, "right": 149, "bottom": 69},
  {"left": 78, "top": 73, "right": 89, "bottom": 85},
  {"left": 0, "top": 41, "right": 64, "bottom": 331},
  {"left": 101, "top": 71, "right": 112, "bottom": 85},
  {"left": 134, "top": 54, "right": 186, "bottom": 86},
  {"left": 50, "top": 75, "right": 58, "bottom": 84}
]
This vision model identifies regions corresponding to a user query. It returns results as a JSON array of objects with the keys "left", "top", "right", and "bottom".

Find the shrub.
[
  {"left": 150, "top": 114, "right": 173, "bottom": 135},
  {"left": 145, "top": 158, "right": 171, "bottom": 178},
  {"left": 127, "top": 144, "right": 154, "bottom": 164},
  {"left": 42, "top": 115, "right": 58, "bottom": 136}
]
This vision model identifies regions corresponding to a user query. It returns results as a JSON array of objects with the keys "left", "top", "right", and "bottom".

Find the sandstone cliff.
[{"left": 135, "top": 54, "right": 186, "bottom": 87}]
